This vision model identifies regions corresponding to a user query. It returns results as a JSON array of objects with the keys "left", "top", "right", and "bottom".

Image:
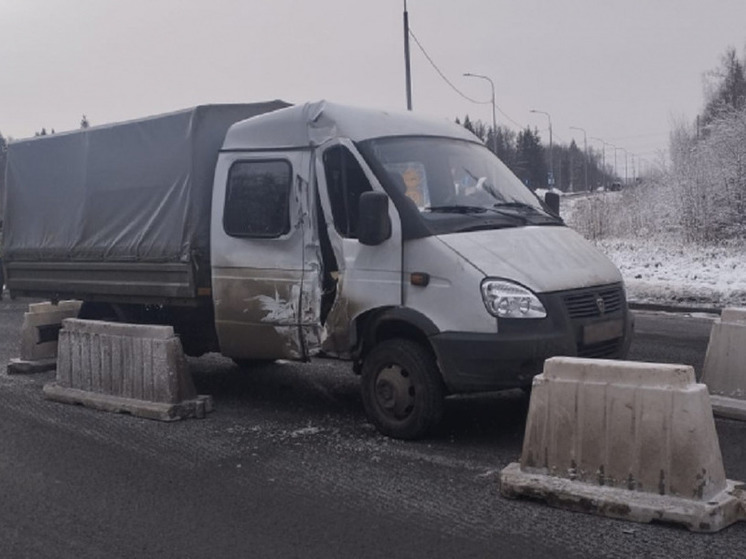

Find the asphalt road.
[{"left": 1, "top": 299, "right": 745, "bottom": 558}]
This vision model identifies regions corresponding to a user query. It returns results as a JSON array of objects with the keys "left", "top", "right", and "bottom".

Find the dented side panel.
[
  {"left": 211, "top": 138, "right": 404, "bottom": 363},
  {"left": 211, "top": 268, "right": 306, "bottom": 359},
  {"left": 314, "top": 139, "right": 403, "bottom": 357}
]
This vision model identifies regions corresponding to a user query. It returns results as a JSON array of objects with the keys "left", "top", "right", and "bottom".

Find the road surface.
[{"left": 0, "top": 299, "right": 744, "bottom": 558}]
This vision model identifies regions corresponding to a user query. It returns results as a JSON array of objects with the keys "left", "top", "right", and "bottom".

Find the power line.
[
  {"left": 408, "top": 28, "right": 525, "bottom": 129},
  {"left": 407, "top": 28, "right": 486, "bottom": 105}
]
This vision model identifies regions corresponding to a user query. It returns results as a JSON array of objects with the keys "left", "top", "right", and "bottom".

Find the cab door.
[
  {"left": 211, "top": 149, "right": 318, "bottom": 361},
  {"left": 314, "top": 139, "right": 403, "bottom": 357}
]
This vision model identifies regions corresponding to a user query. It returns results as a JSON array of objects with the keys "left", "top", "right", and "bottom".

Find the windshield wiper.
[
  {"left": 489, "top": 206, "right": 529, "bottom": 224},
  {"left": 493, "top": 201, "right": 542, "bottom": 211},
  {"left": 424, "top": 205, "right": 488, "bottom": 214},
  {"left": 493, "top": 201, "right": 564, "bottom": 224}
]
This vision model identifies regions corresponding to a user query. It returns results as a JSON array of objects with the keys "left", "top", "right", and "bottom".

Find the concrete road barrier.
[
  {"left": 7, "top": 300, "right": 82, "bottom": 374},
  {"left": 44, "top": 318, "right": 212, "bottom": 421},
  {"left": 702, "top": 307, "right": 746, "bottom": 421},
  {"left": 500, "top": 356, "right": 746, "bottom": 533}
]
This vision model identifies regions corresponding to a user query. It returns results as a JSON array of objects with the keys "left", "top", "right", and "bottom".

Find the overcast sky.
[{"left": 2, "top": 0, "right": 745, "bottom": 170}]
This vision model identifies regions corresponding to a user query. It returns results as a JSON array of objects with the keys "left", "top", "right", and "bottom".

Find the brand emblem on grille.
[{"left": 595, "top": 295, "right": 606, "bottom": 315}]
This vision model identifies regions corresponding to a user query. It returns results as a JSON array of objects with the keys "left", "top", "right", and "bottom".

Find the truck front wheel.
[{"left": 361, "top": 339, "right": 445, "bottom": 440}]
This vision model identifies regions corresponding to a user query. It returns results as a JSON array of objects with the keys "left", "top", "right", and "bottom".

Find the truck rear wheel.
[{"left": 361, "top": 339, "right": 444, "bottom": 440}]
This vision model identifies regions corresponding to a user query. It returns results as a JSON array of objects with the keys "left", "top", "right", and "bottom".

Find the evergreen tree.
[
  {"left": 471, "top": 121, "right": 487, "bottom": 143},
  {"left": 455, "top": 117, "right": 609, "bottom": 191},
  {"left": 457, "top": 116, "right": 517, "bottom": 167},
  {"left": 493, "top": 126, "right": 517, "bottom": 168},
  {"left": 567, "top": 140, "right": 584, "bottom": 192},
  {"left": 462, "top": 115, "right": 475, "bottom": 135},
  {"left": 515, "top": 127, "right": 547, "bottom": 189}
]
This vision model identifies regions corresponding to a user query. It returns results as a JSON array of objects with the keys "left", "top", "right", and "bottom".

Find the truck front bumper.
[{"left": 430, "top": 285, "right": 633, "bottom": 393}]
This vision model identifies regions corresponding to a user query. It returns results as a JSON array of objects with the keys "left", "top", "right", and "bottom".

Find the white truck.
[{"left": 3, "top": 101, "right": 632, "bottom": 438}]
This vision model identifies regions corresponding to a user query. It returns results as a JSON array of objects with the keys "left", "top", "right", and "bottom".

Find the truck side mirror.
[
  {"left": 544, "top": 191, "right": 560, "bottom": 215},
  {"left": 358, "top": 191, "right": 392, "bottom": 246}
]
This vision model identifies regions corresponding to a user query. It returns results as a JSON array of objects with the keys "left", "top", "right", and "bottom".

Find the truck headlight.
[{"left": 480, "top": 279, "right": 547, "bottom": 319}]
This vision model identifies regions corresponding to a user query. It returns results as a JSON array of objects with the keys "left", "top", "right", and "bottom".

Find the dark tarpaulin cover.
[{"left": 3, "top": 101, "right": 288, "bottom": 264}]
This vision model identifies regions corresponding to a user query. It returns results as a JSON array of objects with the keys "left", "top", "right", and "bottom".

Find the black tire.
[
  {"left": 78, "top": 302, "right": 141, "bottom": 323},
  {"left": 361, "top": 339, "right": 445, "bottom": 440},
  {"left": 78, "top": 302, "right": 119, "bottom": 321}
]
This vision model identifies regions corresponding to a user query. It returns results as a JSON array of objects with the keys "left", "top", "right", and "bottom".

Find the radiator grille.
[{"left": 563, "top": 286, "right": 624, "bottom": 319}]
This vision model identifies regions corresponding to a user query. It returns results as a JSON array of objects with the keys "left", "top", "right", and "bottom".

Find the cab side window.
[
  {"left": 322, "top": 146, "right": 372, "bottom": 238},
  {"left": 224, "top": 160, "right": 291, "bottom": 238}
]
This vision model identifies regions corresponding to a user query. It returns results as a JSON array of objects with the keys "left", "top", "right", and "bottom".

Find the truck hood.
[{"left": 437, "top": 226, "right": 623, "bottom": 293}]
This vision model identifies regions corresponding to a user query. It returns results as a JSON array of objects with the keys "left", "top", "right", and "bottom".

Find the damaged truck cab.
[
  {"left": 208, "top": 102, "right": 632, "bottom": 438},
  {"left": 3, "top": 101, "right": 632, "bottom": 439}
]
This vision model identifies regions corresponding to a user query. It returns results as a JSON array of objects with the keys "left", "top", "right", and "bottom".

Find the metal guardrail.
[{"left": 629, "top": 301, "right": 722, "bottom": 315}]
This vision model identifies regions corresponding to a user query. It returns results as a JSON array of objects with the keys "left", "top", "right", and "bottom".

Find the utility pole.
[
  {"left": 464, "top": 73, "right": 497, "bottom": 154},
  {"left": 570, "top": 126, "right": 588, "bottom": 192},
  {"left": 403, "top": 1, "right": 412, "bottom": 110}
]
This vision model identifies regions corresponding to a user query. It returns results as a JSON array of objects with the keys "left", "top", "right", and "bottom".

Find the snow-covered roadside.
[{"left": 593, "top": 237, "right": 746, "bottom": 309}]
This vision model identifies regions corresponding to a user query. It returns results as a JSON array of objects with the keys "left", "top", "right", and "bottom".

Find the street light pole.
[
  {"left": 463, "top": 72, "right": 497, "bottom": 154},
  {"left": 569, "top": 126, "right": 588, "bottom": 192},
  {"left": 608, "top": 144, "right": 619, "bottom": 181},
  {"left": 530, "top": 109, "right": 553, "bottom": 189}
]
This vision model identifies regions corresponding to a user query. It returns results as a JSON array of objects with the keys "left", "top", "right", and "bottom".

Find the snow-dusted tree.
[
  {"left": 702, "top": 46, "right": 746, "bottom": 128},
  {"left": 667, "top": 106, "right": 746, "bottom": 243},
  {"left": 704, "top": 108, "right": 746, "bottom": 238}
]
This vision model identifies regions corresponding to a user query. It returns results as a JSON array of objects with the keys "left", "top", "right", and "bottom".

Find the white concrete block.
[
  {"left": 702, "top": 307, "right": 746, "bottom": 420},
  {"left": 44, "top": 318, "right": 212, "bottom": 421},
  {"left": 500, "top": 356, "right": 746, "bottom": 532},
  {"left": 19, "top": 300, "right": 82, "bottom": 361}
]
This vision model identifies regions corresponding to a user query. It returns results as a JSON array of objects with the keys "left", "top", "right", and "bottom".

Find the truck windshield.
[{"left": 358, "top": 136, "right": 561, "bottom": 236}]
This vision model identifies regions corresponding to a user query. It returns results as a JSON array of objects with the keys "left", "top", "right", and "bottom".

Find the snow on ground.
[
  {"left": 560, "top": 191, "right": 746, "bottom": 309},
  {"left": 594, "top": 237, "right": 746, "bottom": 309}
]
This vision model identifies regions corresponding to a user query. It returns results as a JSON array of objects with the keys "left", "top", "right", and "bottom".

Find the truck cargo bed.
[{"left": 3, "top": 101, "right": 288, "bottom": 303}]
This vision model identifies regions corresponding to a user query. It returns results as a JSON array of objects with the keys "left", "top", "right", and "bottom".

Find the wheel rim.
[{"left": 374, "top": 364, "right": 416, "bottom": 420}]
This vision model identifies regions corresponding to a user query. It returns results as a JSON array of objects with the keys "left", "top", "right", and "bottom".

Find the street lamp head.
[
  {"left": 530, "top": 109, "right": 551, "bottom": 121},
  {"left": 463, "top": 72, "right": 494, "bottom": 87},
  {"left": 462, "top": 72, "right": 498, "bottom": 152}
]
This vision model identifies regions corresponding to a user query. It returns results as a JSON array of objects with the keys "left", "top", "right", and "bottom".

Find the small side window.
[
  {"left": 322, "top": 145, "right": 373, "bottom": 238},
  {"left": 223, "top": 160, "right": 291, "bottom": 238}
]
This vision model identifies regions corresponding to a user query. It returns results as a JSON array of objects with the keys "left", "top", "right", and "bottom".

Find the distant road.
[{"left": 629, "top": 309, "right": 716, "bottom": 376}]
